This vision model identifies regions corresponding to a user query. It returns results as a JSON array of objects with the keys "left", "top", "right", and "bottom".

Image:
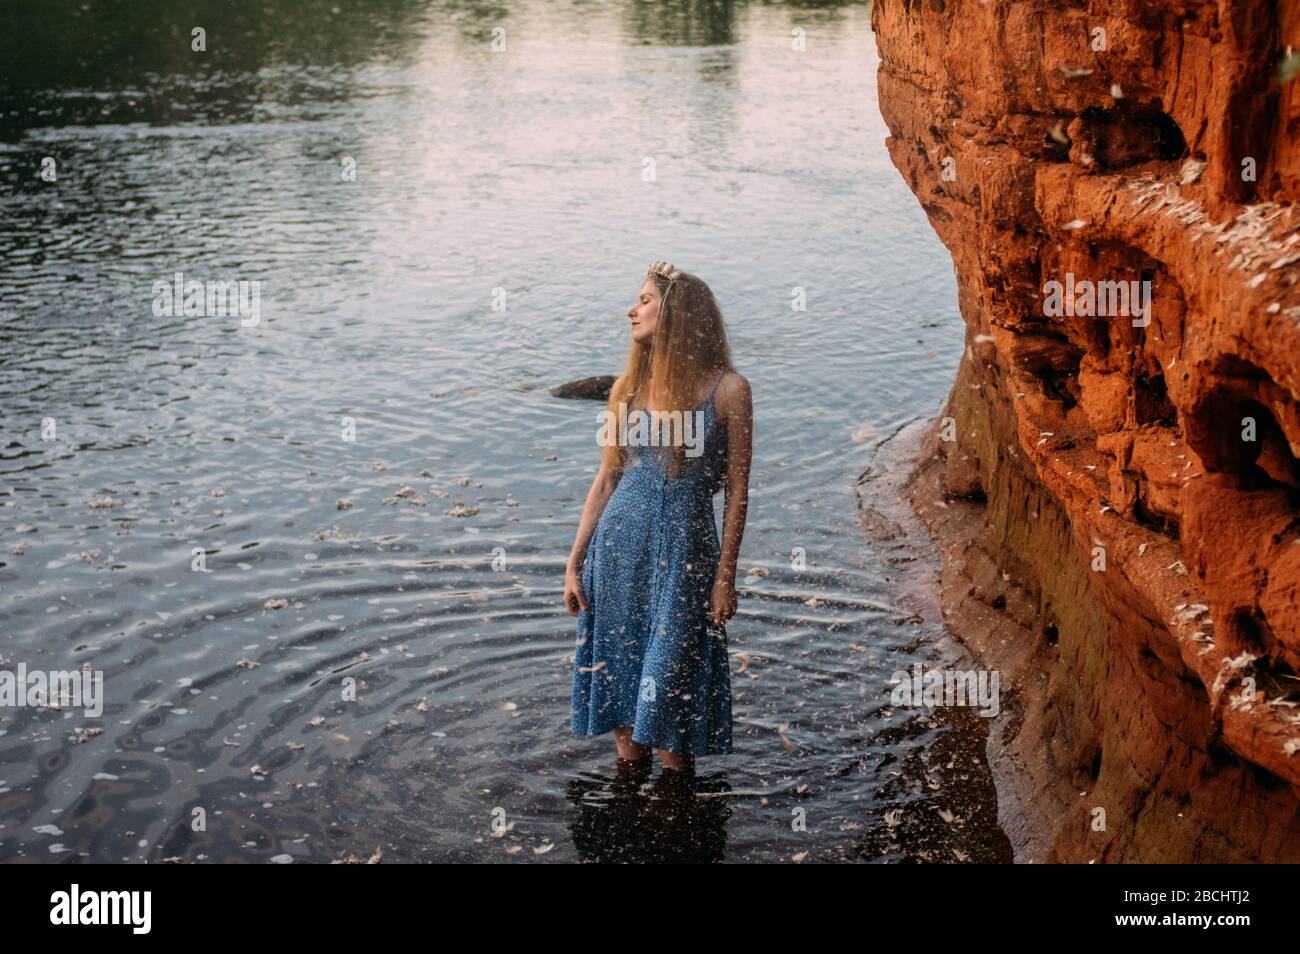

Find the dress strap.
[{"left": 706, "top": 368, "right": 727, "bottom": 401}]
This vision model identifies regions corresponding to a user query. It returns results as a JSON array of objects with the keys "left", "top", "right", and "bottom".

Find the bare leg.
[
  {"left": 613, "top": 725, "right": 650, "bottom": 762},
  {"left": 656, "top": 748, "right": 694, "bottom": 773}
]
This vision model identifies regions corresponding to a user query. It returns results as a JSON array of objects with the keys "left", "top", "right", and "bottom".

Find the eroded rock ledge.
[{"left": 872, "top": 0, "right": 1300, "bottom": 861}]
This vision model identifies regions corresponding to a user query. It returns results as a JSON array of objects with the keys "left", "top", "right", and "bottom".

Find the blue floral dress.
[{"left": 571, "top": 370, "right": 734, "bottom": 756}]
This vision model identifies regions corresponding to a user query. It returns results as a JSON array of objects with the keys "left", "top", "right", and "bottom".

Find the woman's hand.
[
  {"left": 709, "top": 576, "right": 737, "bottom": 628},
  {"left": 564, "top": 561, "right": 588, "bottom": 617}
]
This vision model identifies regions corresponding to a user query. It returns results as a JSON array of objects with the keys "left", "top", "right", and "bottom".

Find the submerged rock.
[{"left": 550, "top": 375, "right": 616, "bottom": 401}]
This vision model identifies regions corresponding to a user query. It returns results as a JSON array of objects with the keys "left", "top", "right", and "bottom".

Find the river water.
[{"left": 0, "top": 0, "right": 1011, "bottom": 862}]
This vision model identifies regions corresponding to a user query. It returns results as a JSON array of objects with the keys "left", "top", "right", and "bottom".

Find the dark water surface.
[{"left": 0, "top": 0, "right": 1010, "bottom": 862}]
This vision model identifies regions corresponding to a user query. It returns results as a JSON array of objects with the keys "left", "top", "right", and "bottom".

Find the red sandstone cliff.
[{"left": 872, "top": 0, "right": 1300, "bottom": 861}]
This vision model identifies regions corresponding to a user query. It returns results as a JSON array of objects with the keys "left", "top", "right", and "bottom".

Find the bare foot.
[
  {"left": 613, "top": 754, "right": 653, "bottom": 789},
  {"left": 613, "top": 725, "right": 650, "bottom": 762},
  {"left": 656, "top": 748, "right": 694, "bottom": 773}
]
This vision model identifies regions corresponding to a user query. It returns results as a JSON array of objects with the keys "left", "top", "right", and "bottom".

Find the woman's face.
[{"left": 628, "top": 278, "right": 660, "bottom": 346}]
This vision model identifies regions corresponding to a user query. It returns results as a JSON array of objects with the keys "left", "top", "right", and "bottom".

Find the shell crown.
[{"left": 647, "top": 260, "right": 682, "bottom": 282}]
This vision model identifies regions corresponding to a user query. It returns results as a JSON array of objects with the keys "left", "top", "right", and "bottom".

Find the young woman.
[{"left": 565, "top": 261, "right": 752, "bottom": 775}]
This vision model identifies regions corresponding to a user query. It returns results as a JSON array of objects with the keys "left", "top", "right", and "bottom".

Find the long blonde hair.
[{"left": 602, "top": 263, "right": 735, "bottom": 471}]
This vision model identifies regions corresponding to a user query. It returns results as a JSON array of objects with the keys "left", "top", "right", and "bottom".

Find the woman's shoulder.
[
  {"left": 715, "top": 369, "right": 750, "bottom": 395},
  {"left": 713, "top": 370, "right": 751, "bottom": 420}
]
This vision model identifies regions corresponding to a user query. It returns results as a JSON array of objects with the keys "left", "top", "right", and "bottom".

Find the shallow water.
[{"left": 0, "top": 0, "right": 1010, "bottom": 862}]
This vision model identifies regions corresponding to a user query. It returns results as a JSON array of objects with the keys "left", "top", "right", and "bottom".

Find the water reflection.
[
  {"left": 621, "top": 0, "right": 739, "bottom": 47},
  {"left": 0, "top": 0, "right": 1007, "bottom": 863},
  {"left": 567, "top": 761, "right": 733, "bottom": 863}
]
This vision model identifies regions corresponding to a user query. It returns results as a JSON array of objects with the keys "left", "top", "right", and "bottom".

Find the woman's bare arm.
[
  {"left": 710, "top": 372, "right": 752, "bottom": 624},
  {"left": 564, "top": 459, "right": 622, "bottom": 615},
  {"left": 568, "top": 460, "right": 621, "bottom": 569}
]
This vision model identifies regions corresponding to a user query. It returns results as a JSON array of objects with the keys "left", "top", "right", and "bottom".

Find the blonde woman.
[{"left": 566, "top": 261, "right": 752, "bottom": 775}]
